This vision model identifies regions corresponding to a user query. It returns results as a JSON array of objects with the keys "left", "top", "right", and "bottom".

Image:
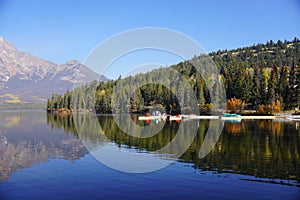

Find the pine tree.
[
  {"left": 259, "top": 63, "right": 268, "bottom": 105},
  {"left": 232, "top": 64, "right": 252, "bottom": 102},
  {"left": 267, "top": 64, "right": 278, "bottom": 104},
  {"left": 278, "top": 66, "right": 289, "bottom": 108},
  {"left": 288, "top": 64, "right": 300, "bottom": 109},
  {"left": 196, "top": 79, "right": 206, "bottom": 106},
  {"left": 251, "top": 64, "right": 261, "bottom": 107}
]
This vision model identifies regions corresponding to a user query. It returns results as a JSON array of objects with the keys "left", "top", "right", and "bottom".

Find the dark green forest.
[{"left": 47, "top": 38, "right": 300, "bottom": 115}]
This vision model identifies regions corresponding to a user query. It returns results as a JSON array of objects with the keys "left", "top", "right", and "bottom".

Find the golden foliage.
[
  {"left": 256, "top": 100, "right": 281, "bottom": 115},
  {"left": 226, "top": 97, "right": 244, "bottom": 113},
  {"left": 99, "top": 90, "right": 106, "bottom": 96},
  {"left": 256, "top": 105, "right": 265, "bottom": 115},
  {"left": 1, "top": 93, "right": 21, "bottom": 104},
  {"left": 256, "top": 104, "right": 272, "bottom": 115},
  {"left": 265, "top": 104, "right": 273, "bottom": 115},
  {"left": 273, "top": 100, "right": 281, "bottom": 114},
  {"left": 5, "top": 99, "right": 21, "bottom": 104}
]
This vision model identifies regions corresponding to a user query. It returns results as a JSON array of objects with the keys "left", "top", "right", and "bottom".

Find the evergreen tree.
[
  {"left": 251, "top": 64, "right": 261, "bottom": 107},
  {"left": 267, "top": 64, "right": 278, "bottom": 104},
  {"left": 195, "top": 80, "right": 206, "bottom": 106},
  {"left": 288, "top": 64, "right": 300, "bottom": 109},
  {"left": 259, "top": 62, "right": 268, "bottom": 105},
  {"left": 278, "top": 66, "right": 289, "bottom": 108}
]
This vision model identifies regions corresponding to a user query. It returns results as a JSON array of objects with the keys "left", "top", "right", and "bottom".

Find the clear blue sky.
[{"left": 0, "top": 0, "right": 299, "bottom": 79}]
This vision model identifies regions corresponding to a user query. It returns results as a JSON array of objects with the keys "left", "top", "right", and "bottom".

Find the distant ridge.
[{"left": 0, "top": 36, "right": 107, "bottom": 107}]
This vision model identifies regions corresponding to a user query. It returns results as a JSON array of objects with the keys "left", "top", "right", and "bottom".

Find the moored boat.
[
  {"left": 286, "top": 115, "right": 300, "bottom": 121},
  {"left": 223, "top": 113, "right": 242, "bottom": 117}
]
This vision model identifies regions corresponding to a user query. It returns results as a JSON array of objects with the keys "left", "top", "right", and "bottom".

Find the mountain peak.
[
  {"left": 64, "top": 59, "right": 81, "bottom": 66},
  {"left": 0, "top": 37, "right": 106, "bottom": 105},
  {"left": 0, "top": 36, "right": 18, "bottom": 51},
  {"left": 0, "top": 36, "right": 5, "bottom": 43}
]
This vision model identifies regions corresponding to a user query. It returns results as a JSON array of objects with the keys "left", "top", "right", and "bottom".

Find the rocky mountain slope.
[{"left": 0, "top": 37, "right": 106, "bottom": 106}]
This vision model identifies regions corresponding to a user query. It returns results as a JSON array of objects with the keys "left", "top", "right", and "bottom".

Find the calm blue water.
[
  {"left": 0, "top": 111, "right": 299, "bottom": 200},
  {"left": 1, "top": 155, "right": 299, "bottom": 200}
]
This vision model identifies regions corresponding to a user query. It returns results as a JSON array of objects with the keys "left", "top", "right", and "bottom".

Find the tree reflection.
[{"left": 47, "top": 114, "right": 300, "bottom": 182}]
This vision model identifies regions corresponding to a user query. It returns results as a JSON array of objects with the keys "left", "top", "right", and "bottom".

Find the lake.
[{"left": 0, "top": 111, "right": 299, "bottom": 199}]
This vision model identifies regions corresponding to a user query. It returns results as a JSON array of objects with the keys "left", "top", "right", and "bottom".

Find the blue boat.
[{"left": 223, "top": 113, "right": 242, "bottom": 117}]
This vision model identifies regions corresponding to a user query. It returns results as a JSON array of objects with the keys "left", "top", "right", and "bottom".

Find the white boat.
[
  {"left": 138, "top": 115, "right": 164, "bottom": 120},
  {"left": 286, "top": 115, "right": 300, "bottom": 121},
  {"left": 221, "top": 117, "right": 242, "bottom": 122},
  {"left": 138, "top": 114, "right": 183, "bottom": 121}
]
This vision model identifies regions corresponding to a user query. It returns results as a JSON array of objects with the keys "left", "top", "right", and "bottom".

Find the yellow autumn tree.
[
  {"left": 226, "top": 97, "right": 244, "bottom": 113},
  {"left": 256, "top": 104, "right": 266, "bottom": 115},
  {"left": 272, "top": 100, "right": 281, "bottom": 114},
  {"left": 256, "top": 100, "right": 281, "bottom": 115}
]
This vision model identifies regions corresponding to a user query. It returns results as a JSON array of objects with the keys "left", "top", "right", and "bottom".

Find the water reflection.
[
  {"left": 1, "top": 112, "right": 299, "bottom": 184},
  {"left": 196, "top": 119, "right": 300, "bottom": 183},
  {"left": 47, "top": 114, "right": 300, "bottom": 182},
  {"left": 0, "top": 112, "right": 88, "bottom": 181}
]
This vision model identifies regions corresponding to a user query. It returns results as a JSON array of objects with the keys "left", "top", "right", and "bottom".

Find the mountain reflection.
[
  {"left": 1, "top": 112, "right": 299, "bottom": 183},
  {"left": 47, "top": 114, "right": 300, "bottom": 182},
  {"left": 0, "top": 112, "right": 88, "bottom": 181}
]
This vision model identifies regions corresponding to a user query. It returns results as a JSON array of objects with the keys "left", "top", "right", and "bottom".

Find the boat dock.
[{"left": 138, "top": 115, "right": 277, "bottom": 121}]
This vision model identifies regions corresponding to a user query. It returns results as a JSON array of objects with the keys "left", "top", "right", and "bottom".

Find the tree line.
[{"left": 47, "top": 37, "right": 300, "bottom": 115}]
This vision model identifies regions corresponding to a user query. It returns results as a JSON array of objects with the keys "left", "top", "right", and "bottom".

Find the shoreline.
[
  {"left": 1, "top": 109, "right": 298, "bottom": 121},
  {"left": 138, "top": 115, "right": 278, "bottom": 121}
]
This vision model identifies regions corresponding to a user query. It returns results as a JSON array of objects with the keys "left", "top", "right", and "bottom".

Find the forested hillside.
[{"left": 47, "top": 37, "right": 300, "bottom": 115}]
